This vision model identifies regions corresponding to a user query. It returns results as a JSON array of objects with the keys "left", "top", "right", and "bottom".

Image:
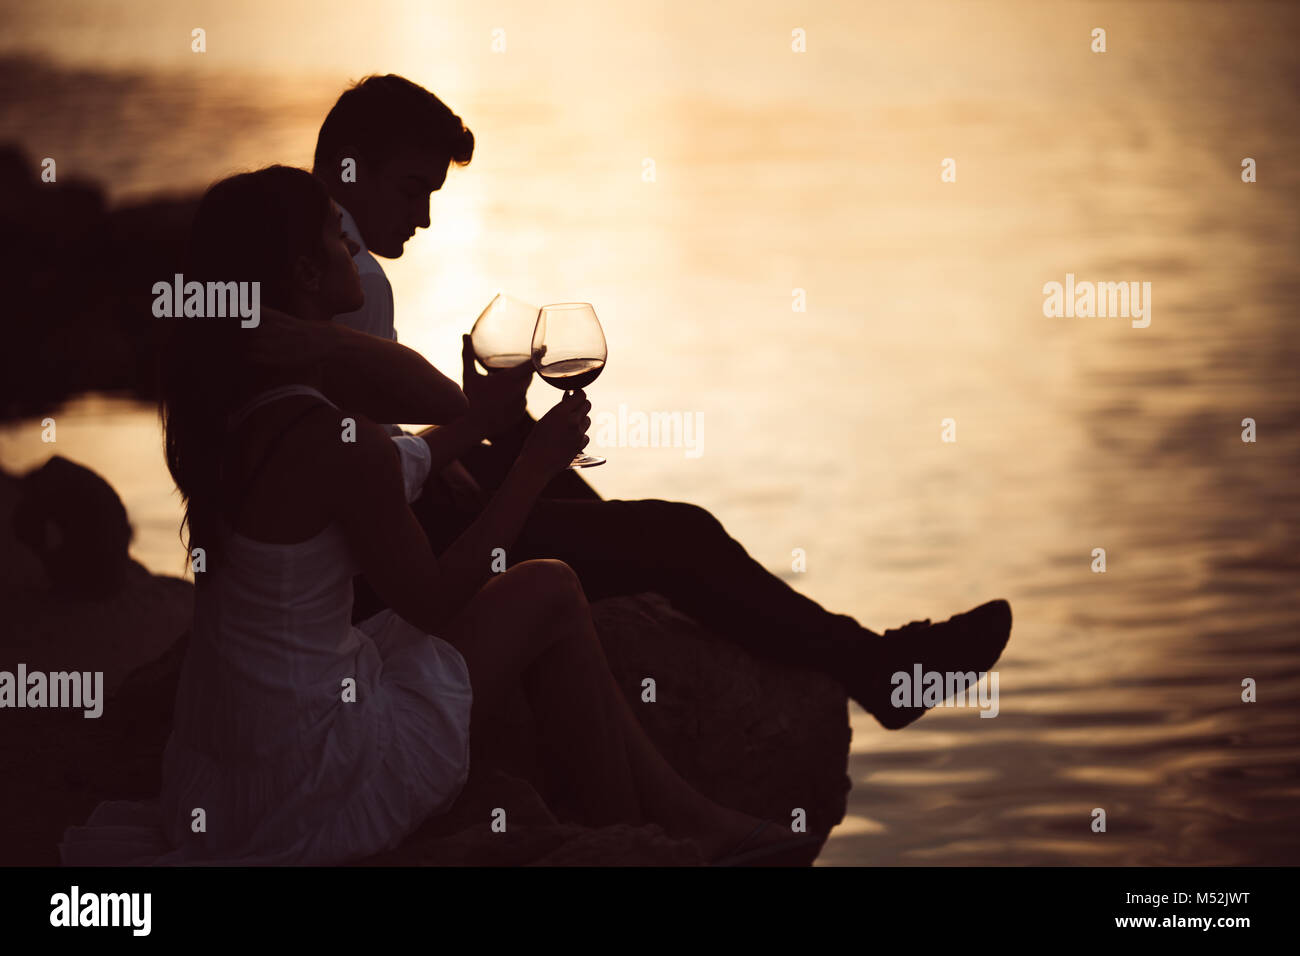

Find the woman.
[{"left": 59, "top": 165, "right": 819, "bottom": 866}]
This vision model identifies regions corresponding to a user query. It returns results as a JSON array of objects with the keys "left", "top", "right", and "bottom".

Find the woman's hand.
[
  {"left": 461, "top": 334, "right": 532, "bottom": 438},
  {"left": 518, "top": 389, "right": 591, "bottom": 480}
]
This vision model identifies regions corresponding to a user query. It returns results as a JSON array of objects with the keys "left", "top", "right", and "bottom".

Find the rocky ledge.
[{"left": 0, "top": 462, "right": 851, "bottom": 866}]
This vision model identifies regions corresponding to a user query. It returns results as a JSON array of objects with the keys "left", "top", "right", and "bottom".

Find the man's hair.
[{"left": 313, "top": 74, "right": 474, "bottom": 173}]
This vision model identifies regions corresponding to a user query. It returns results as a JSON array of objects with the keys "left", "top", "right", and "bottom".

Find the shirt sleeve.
[{"left": 389, "top": 433, "right": 432, "bottom": 503}]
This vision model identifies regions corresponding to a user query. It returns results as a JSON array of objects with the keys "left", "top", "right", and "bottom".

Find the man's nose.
[{"left": 415, "top": 202, "right": 431, "bottom": 229}]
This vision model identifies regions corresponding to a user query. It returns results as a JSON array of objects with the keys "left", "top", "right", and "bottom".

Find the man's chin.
[{"left": 373, "top": 238, "right": 408, "bottom": 259}]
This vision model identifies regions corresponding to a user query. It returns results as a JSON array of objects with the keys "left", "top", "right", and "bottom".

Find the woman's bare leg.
[
  {"left": 442, "top": 559, "right": 640, "bottom": 824},
  {"left": 440, "top": 560, "right": 791, "bottom": 858}
]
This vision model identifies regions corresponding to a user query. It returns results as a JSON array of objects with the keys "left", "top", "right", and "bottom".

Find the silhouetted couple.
[{"left": 60, "top": 76, "right": 1010, "bottom": 868}]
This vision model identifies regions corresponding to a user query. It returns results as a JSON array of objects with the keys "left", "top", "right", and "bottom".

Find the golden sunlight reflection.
[{"left": 2, "top": 0, "right": 1297, "bottom": 866}]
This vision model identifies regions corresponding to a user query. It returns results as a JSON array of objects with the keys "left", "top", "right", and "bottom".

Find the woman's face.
[{"left": 317, "top": 200, "right": 365, "bottom": 315}]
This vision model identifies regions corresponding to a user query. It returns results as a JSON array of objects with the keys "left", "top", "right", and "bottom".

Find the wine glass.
[
  {"left": 470, "top": 292, "right": 538, "bottom": 370},
  {"left": 532, "top": 303, "right": 607, "bottom": 469}
]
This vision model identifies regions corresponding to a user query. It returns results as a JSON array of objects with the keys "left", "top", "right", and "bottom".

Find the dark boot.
[{"left": 844, "top": 599, "right": 1012, "bottom": 729}]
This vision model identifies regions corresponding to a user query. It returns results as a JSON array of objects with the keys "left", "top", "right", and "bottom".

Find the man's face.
[{"left": 350, "top": 146, "right": 449, "bottom": 258}]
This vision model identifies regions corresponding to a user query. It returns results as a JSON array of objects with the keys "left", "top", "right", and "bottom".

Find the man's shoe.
[{"left": 846, "top": 599, "right": 1012, "bottom": 730}]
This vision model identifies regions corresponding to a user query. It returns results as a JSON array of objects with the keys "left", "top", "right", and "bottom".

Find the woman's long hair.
[{"left": 159, "top": 165, "right": 333, "bottom": 567}]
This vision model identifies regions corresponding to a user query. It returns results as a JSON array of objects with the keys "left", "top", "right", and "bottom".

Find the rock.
[
  {"left": 10, "top": 456, "right": 134, "bottom": 600},
  {"left": 358, "top": 592, "right": 851, "bottom": 865},
  {"left": 356, "top": 767, "right": 705, "bottom": 866},
  {"left": 0, "top": 464, "right": 192, "bottom": 867},
  {"left": 0, "top": 143, "right": 199, "bottom": 420},
  {"left": 0, "top": 464, "right": 192, "bottom": 701},
  {"left": 10, "top": 588, "right": 849, "bottom": 866},
  {"left": 591, "top": 592, "right": 851, "bottom": 834}
]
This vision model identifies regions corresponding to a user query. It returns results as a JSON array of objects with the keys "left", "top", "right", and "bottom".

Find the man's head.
[{"left": 313, "top": 74, "right": 474, "bottom": 259}]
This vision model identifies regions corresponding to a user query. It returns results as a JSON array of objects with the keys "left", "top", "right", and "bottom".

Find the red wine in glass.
[
  {"left": 536, "top": 357, "right": 604, "bottom": 389},
  {"left": 532, "top": 303, "right": 607, "bottom": 468}
]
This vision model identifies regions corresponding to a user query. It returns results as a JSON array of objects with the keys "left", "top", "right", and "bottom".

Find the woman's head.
[
  {"left": 189, "top": 164, "right": 363, "bottom": 318},
  {"left": 161, "top": 165, "right": 361, "bottom": 562}
]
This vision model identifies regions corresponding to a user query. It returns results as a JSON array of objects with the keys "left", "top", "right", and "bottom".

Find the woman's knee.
[
  {"left": 455, "top": 561, "right": 589, "bottom": 689},
  {"left": 505, "top": 558, "right": 581, "bottom": 589},
  {"left": 502, "top": 559, "right": 587, "bottom": 617}
]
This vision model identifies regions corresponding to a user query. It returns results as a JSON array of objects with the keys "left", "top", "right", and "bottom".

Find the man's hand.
[
  {"left": 461, "top": 333, "right": 531, "bottom": 439},
  {"left": 247, "top": 307, "right": 341, "bottom": 368}
]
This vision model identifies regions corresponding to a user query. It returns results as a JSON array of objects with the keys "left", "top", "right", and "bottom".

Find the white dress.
[{"left": 58, "top": 385, "right": 473, "bottom": 866}]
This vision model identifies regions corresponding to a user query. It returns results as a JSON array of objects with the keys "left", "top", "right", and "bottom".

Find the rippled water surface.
[{"left": 2, "top": 0, "right": 1297, "bottom": 864}]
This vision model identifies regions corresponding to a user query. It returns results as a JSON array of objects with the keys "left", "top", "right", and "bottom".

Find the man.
[{"left": 299, "top": 74, "right": 1011, "bottom": 730}]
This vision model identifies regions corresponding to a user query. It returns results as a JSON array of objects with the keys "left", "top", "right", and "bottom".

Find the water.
[{"left": 2, "top": 0, "right": 1298, "bottom": 865}]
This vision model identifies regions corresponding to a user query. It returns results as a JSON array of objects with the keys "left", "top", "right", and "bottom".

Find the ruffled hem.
[{"left": 59, "top": 612, "right": 472, "bottom": 866}]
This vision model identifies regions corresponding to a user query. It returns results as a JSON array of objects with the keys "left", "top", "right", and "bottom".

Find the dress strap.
[{"left": 228, "top": 384, "right": 337, "bottom": 429}]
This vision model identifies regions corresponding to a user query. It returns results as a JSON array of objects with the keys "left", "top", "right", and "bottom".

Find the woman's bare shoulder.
[{"left": 264, "top": 401, "right": 396, "bottom": 479}]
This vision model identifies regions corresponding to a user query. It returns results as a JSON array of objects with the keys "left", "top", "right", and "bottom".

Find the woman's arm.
[
  {"left": 412, "top": 418, "right": 489, "bottom": 474},
  {"left": 333, "top": 392, "right": 591, "bottom": 632},
  {"left": 252, "top": 311, "right": 532, "bottom": 445},
  {"left": 321, "top": 323, "right": 470, "bottom": 425},
  {"left": 412, "top": 378, "right": 534, "bottom": 475},
  {"left": 248, "top": 307, "right": 471, "bottom": 425},
  {"left": 398, "top": 334, "right": 535, "bottom": 473}
]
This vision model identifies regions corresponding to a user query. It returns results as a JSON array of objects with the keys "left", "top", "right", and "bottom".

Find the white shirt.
[
  {"left": 332, "top": 202, "right": 431, "bottom": 498},
  {"left": 334, "top": 204, "right": 397, "bottom": 342}
]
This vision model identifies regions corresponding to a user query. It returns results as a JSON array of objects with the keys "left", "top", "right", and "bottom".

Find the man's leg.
[
  {"left": 368, "top": 487, "right": 1013, "bottom": 730},
  {"left": 501, "top": 498, "right": 1013, "bottom": 732},
  {"left": 392, "top": 487, "right": 865, "bottom": 673},
  {"left": 507, "top": 498, "right": 868, "bottom": 675}
]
